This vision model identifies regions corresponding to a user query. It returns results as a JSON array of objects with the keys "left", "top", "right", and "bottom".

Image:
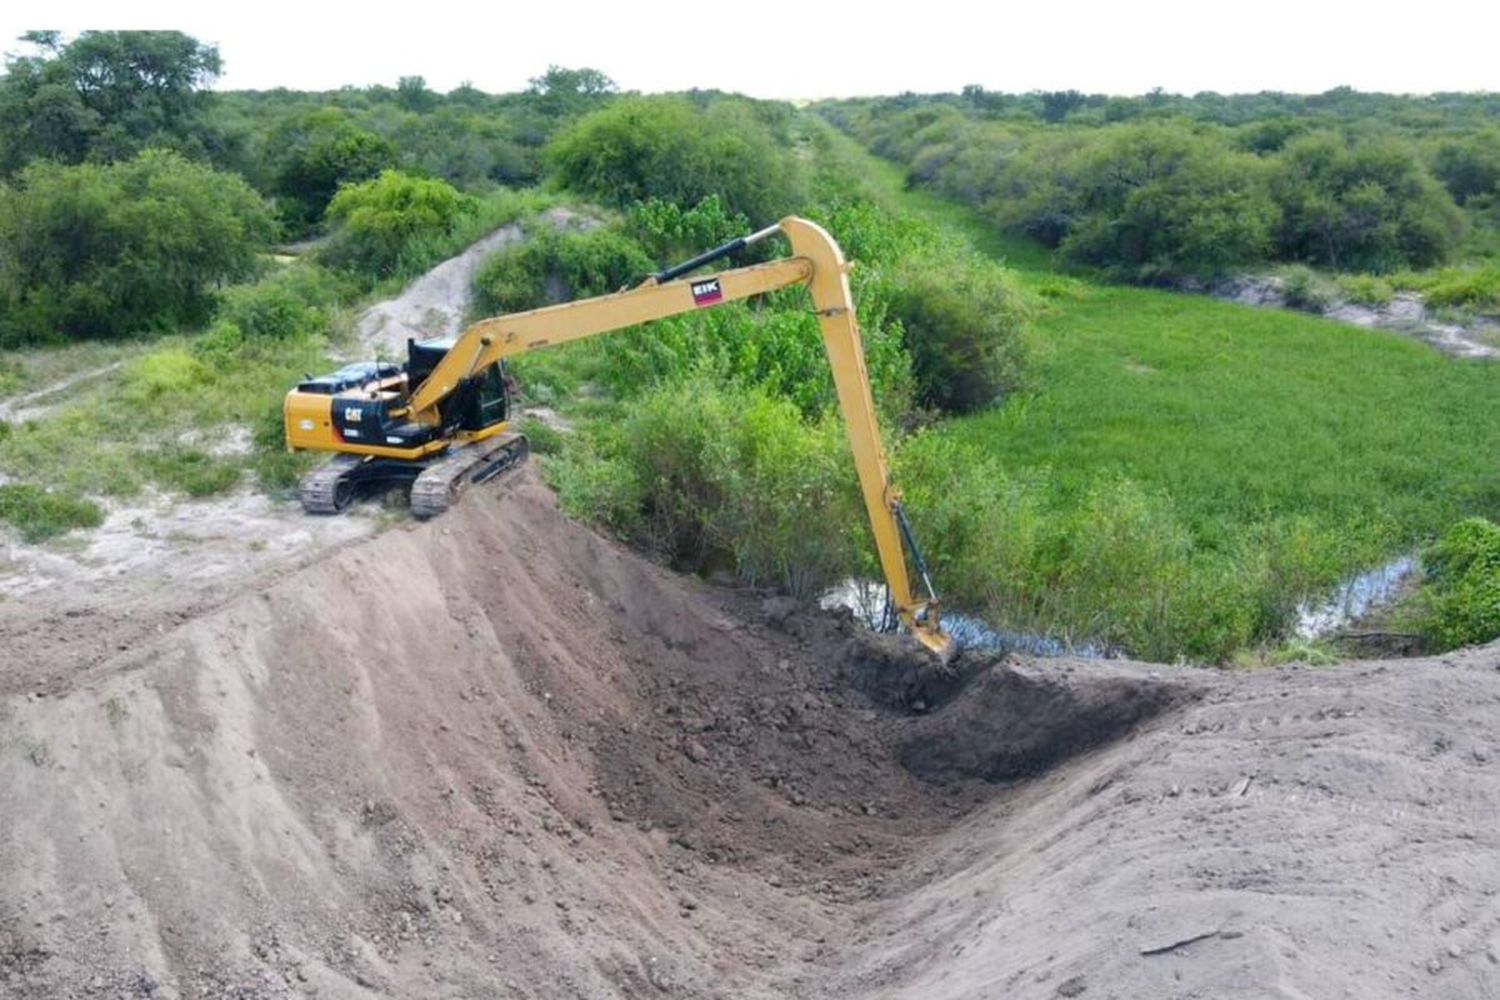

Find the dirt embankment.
[{"left": 4, "top": 470, "right": 1499, "bottom": 1000}]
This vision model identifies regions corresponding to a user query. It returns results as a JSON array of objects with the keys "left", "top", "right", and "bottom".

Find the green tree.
[
  {"left": 994, "top": 123, "right": 1276, "bottom": 278},
  {"left": 547, "top": 95, "right": 802, "bottom": 224},
  {"left": 0, "top": 30, "right": 222, "bottom": 174},
  {"left": 0, "top": 149, "right": 273, "bottom": 344},
  {"left": 267, "top": 108, "right": 396, "bottom": 233},
  {"left": 526, "top": 66, "right": 616, "bottom": 119},
  {"left": 396, "top": 75, "right": 435, "bottom": 114},
  {"left": 1270, "top": 133, "right": 1464, "bottom": 270},
  {"left": 322, "top": 170, "right": 473, "bottom": 277},
  {"left": 1039, "top": 90, "right": 1087, "bottom": 124},
  {"left": 1433, "top": 131, "right": 1500, "bottom": 206}
]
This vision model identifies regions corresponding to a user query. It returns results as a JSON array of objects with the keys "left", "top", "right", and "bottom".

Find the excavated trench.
[{"left": 3, "top": 471, "right": 1500, "bottom": 1000}]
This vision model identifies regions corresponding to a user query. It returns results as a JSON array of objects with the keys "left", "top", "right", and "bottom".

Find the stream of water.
[{"left": 822, "top": 552, "right": 1419, "bottom": 658}]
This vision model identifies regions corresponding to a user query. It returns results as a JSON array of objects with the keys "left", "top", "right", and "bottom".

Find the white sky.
[{"left": 5, "top": 0, "right": 1499, "bottom": 99}]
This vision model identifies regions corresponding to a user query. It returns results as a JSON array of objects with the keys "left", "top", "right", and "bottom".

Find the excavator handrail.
[{"left": 409, "top": 217, "right": 952, "bottom": 657}]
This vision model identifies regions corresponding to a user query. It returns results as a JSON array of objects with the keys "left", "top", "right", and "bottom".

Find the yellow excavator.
[{"left": 283, "top": 217, "right": 951, "bottom": 657}]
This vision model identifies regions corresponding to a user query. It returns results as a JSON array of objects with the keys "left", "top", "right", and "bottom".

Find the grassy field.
[{"left": 831, "top": 131, "right": 1500, "bottom": 660}]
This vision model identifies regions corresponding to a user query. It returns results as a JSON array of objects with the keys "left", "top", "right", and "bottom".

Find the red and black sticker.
[{"left": 691, "top": 277, "right": 724, "bottom": 307}]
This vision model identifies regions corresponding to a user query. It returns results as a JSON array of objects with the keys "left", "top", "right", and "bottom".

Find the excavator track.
[
  {"left": 409, "top": 432, "right": 530, "bottom": 520},
  {"left": 298, "top": 454, "right": 368, "bottom": 514}
]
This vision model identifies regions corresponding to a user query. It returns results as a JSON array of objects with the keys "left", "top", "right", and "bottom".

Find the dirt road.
[{"left": 3, "top": 471, "right": 1496, "bottom": 999}]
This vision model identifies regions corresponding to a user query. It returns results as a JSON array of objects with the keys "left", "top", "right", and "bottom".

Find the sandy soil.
[
  {"left": 353, "top": 207, "right": 594, "bottom": 356},
  {"left": 3, "top": 470, "right": 1498, "bottom": 1000}
]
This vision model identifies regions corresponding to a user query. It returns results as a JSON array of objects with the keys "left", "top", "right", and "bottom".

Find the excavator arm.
[{"left": 408, "top": 217, "right": 952, "bottom": 657}]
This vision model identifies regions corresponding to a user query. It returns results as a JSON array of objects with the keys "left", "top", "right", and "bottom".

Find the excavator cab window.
[{"left": 476, "top": 363, "right": 508, "bottom": 428}]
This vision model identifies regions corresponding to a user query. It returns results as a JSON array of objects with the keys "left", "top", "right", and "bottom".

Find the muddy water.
[{"left": 819, "top": 578, "right": 1108, "bottom": 658}]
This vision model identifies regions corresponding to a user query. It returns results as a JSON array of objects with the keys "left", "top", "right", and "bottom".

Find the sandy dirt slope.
[
  {"left": 353, "top": 207, "right": 593, "bottom": 356},
  {"left": 3, "top": 470, "right": 1497, "bottom": 1000}
]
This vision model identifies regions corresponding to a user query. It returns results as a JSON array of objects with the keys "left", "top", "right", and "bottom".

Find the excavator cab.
[{"left": 405, "top": 337, "right": 511, "bottom": 435}]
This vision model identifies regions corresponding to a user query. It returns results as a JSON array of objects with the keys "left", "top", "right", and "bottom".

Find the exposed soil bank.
[{"left": 4, "top": 471, "right": 1499, "bottom": 999}]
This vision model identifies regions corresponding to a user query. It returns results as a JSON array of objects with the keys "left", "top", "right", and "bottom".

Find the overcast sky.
[{"left": 6, "top": 0, "right": 1499, "bottom": 99}]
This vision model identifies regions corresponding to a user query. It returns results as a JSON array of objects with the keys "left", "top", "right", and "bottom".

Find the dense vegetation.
[
  {"left": 1416, "top": 518, "right": 1500, "bottom": 651},
  {"left": 820, "top": 89, "right": 1500, "bottom": 289},
  {"left": 1, "top": 31, "right": 1497, "bottom": 662}
]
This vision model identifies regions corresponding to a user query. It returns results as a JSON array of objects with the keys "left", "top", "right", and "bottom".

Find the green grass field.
[{"left": 833, "top": 131, "right": 1500, "bottom": 660}]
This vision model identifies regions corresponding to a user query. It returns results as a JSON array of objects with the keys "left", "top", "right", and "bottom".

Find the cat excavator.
[{"left": 283, "top": 217, "right": 951, "bottom": 657}]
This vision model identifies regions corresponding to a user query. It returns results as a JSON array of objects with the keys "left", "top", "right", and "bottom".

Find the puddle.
[{"left": 1293, "top": 554, "right": 1418, "bottom": 640}]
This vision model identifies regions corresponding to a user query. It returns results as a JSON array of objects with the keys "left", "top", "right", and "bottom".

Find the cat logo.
[
  {"left": 691, "top": 278, "right": 723, "bottom": 307},
  {"left": 343, "top": 407, "right": 363, "bottom": 422}
]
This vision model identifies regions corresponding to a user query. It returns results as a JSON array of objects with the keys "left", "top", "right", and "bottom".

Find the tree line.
[{"left": 819, "top": 89, "right": 1500, "bottom": 280}]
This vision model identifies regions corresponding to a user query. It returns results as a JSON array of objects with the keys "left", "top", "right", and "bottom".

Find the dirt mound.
[
  {"left": 898, "top": 658, "right": 1200, "bottom": 783},
  {"left": 4, "top": 470, "right": 1500, "bottom": 999}
]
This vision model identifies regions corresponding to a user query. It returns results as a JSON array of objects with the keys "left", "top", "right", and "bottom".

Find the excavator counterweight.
[{"left": 284, "top": 218, "right": 952, "bottom": 657}]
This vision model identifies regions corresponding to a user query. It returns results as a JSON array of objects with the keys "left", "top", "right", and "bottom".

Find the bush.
[
  {"left": 624, "top": 196, "right": 750, "bottom": 262},
  {"left": 143, "top": 445, "right": 241, "bottom": 497},
  {"left": 323, "top": 170, "right": 474, "bottom": 279},
  {"left": 217, "top": 275, "right": 328, "bottom": 342},
  {"left": 472, "top": 226, "right": 654, "bottom": 314},
  {"left": 1433, "top": 132, "right": 1500, "bottom": 206},
  {"left": 550, "top": 380, "right": 863, "bottom": 596},
  {"left": 1270, "top": 133, "right": 1465, "bottom": 271},
  {"left": 990, "top": 123, "right": 1276, "bottom": 279},
  {"left": 0, "top": 149, "right": 273, "bottom": 345},
  {"left": 1278, "top": 265, "right": 1337, "bottom": 311},
  {"left": 0, "top": 483, "right": 104, "bottom": 542},
  {"left": 883, "top": 255, "right": 1029, "bottom": 414},
  {"left": 124, "top": 349, "right": 211, "bottom": 401},
  {"left": 1417, "top": 518, "right": 1500, "bottom": 650},
  {"left": 1334, "top": 273, "right": 1394, "bottom": 307},
  {"left": 546, "top": 95, "right": 802, "bottom": 224},
  {"left": 893, "top": 439, "right": 1266, "bottom": 662},
  {"left": 1420, "top": 265, "right": 1500, "bottom": 310}
]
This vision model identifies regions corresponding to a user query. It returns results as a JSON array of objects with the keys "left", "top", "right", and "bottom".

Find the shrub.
[
  {"left": 143, "top": 445, "right": 241, "bottom": 497},
  {"left": 1270, "top": 133, "right": 1465, "bottom": 271},
  {"left": 472, "top": 227, "right": 654, "bottom": 314},
  {"left": 1417, "top": 517, "right": 1500, "bottom": 650},
  {"left": 1420, "top": 265, "right": 1500, "bottom": 310},
  {"left": 1432, "top": 132, "right": 1500, "bottom": 206},
  {"left": 1335, "top": 273, "right": 1394, "bottom": 307},
  {"left": 624, "top": 196, "right": 750, "bottom": 262},
  {"left": 0, "top": 483, "right": 104, "bottom": 542},
  {"left": 124, "top": 349, "right": 211, "bottom": 401},
  {"left": 550, "top": 379, "right": 862, "bottom": 596},
  {"left": 1278, "top": 265, "right": 1337, "bottom": 311},
  {"left": 0, "top": 149, "right": 273, "bottom": 345},
  {"left": 883, "top": 255, "right": 1029, "bottom": 414},
  {"left": 892, "top": 439, "right": 1264, "bottom": 662},
  {"left": 218, "top": 278, "right": 324, "bottom": 341},
  {"left": 323, "top": 170, "right": 475, "bottom": 278},
  {"left": 546, "top": 95, "right": 802, "bottom": 224},
  {"left": 990, "top": 124, "right": 1277, "bottom": 279}
]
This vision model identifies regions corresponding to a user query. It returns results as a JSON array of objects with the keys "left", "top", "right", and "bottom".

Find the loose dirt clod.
[{"left": 2, "top": 471, "right": 1499, "bottom": 999}]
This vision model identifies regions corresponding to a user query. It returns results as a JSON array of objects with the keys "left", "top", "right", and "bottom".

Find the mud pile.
[{"left": 3, "top": 472, "right": 1499, "bottom": 999}]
